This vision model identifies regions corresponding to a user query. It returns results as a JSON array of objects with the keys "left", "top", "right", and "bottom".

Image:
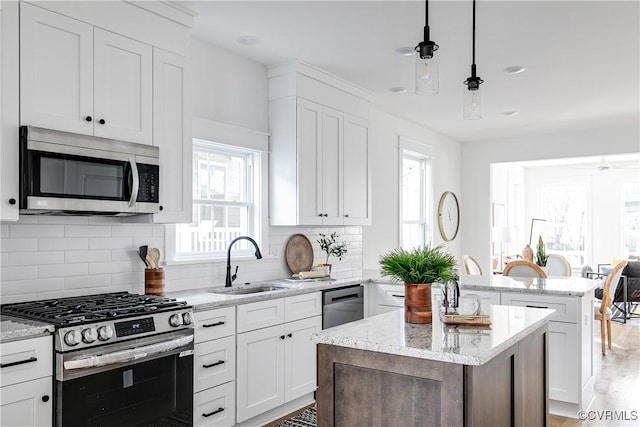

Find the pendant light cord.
[
  {"left": 472, "top": 0, "right": 476, "bottom": 66},
  {"left": 424, "top": 0, "right": 430, "bottom": 41}
]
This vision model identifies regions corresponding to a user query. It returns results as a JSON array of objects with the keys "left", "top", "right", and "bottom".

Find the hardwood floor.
[{"left": 549, "top": 310, "right": 640, "bottom": 427}]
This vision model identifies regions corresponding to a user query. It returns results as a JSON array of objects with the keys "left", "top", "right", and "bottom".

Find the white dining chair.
[
  {"left": 547, "top": 254, "right": 572, "bottom": 276},
  {"left": 462, "top": 255, "right": 483, "bottom": 275}
]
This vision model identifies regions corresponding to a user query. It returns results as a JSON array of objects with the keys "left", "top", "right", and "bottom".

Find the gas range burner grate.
[{"left": 1, "top": 292, "right": 187, "bottom": 326}]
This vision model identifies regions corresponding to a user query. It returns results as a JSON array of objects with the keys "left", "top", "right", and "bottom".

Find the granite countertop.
[
  {"left": 1, "top": 315, "right": 54, "bottom": 343},
  {"left": 457, "top": 275, "right": 600, "bottom": 296},
  {"left": 167, "top": 276, "right": 381, "bottom": 311},
  {"left": 311, "top": 305, "right": 555, "bottom": 366}
]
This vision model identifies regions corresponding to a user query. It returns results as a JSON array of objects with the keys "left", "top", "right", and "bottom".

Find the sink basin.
[{"left": 209, "top": 285, "right": 288, "bottom": 295}]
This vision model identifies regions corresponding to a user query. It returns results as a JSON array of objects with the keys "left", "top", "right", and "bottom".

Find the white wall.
[
  {"left": 462, "top": 124, "right": 640, "bottom": 273},
  {"left": 362, "top": 109, "right": 462, "bottom": 271}
]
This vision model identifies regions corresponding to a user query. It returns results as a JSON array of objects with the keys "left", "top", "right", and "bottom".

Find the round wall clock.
[{"left": 437, "top": 191, "right": 460, "bottom": 241}]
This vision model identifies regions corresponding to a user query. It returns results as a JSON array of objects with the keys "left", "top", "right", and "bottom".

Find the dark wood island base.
[{"left": 316, "top": 324, "right": 549, "bottom": 427}]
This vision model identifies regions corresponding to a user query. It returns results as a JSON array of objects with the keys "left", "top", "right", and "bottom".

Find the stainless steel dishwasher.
[{"left": 322, "top": 285, "right": 364, "bottom": 329}]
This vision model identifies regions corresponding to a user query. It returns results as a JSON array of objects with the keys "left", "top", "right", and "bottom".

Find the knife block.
[{"left": 145, "top": 268, "right": 165, "bottom": 296}]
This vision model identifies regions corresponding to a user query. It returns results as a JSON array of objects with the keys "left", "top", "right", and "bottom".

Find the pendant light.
[
  {"left": 415, "top": 0, "right": 439, "bottom": 95},
  {"left": 463, "top": 0, "right": 484, "bottom": 119}
]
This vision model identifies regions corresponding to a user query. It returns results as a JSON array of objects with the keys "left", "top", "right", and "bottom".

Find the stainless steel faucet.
[{"left": 225, "top": 236, "right": 263, "bottom": 287}]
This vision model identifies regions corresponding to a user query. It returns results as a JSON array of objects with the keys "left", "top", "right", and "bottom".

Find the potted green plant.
[
  {"left": 379, "top": 245, "right": 457, "bottom": 324},
  {"left": 317, "top": 232, "right": 348, "bottom": 274},
  {"left": 535, "top": 236, "right": 548, "bottom": 267}
]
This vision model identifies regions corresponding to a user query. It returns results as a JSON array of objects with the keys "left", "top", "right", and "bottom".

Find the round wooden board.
[{"left": 285, "top": 234, "right": 314, "bottom": 274}]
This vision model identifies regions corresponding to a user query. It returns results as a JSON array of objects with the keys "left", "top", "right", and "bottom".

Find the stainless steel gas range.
[{"left": 1, "top": 292, "right": 194, "bottom": 427}]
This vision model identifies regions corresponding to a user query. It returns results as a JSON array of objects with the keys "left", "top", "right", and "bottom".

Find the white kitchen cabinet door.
[
  {"left": 321, "top": 106, "right": 343, "bottom": 225},
  {"left": 20, "top": 2, "right": 94, "bottom": 135},
  {"left": 0, "top": 377, "right": 52, "bottom": 427},
  {"left": 152, "top": 48, "right": 192, "bottom": 223},
  {"left": 236, "top": 324, "right": 285, "bottom": 422},
  {"left": 342, "top": 114, "right": 371, "bottom": 225},
  {"left": 1, "top": 1, "right": 20, "bottom": 221},
  {"left": 94, "top": 29, "right": 152, "bottom": 145},
  {"left": 296, "top": 98, "right": 324, "bottom": 225},
  {"left": 284, "top": 315, "right": 322, "bottom": 401},
  {"left": 548, "top": 321, "right": 579, "bottom": 403}
]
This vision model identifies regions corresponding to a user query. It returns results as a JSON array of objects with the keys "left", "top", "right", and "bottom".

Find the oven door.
[{"left": 56, "top": 329, "right": 193, "bottom": 427}]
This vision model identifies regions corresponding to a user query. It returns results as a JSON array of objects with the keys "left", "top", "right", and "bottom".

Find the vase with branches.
[{"left": 317, "top": 232, "right": 348, "bottom": 268}]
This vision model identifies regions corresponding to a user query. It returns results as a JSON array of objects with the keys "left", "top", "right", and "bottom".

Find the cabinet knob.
[
  {"left": 42, "top": 395, "right": 50, "bottom": 403},
  {"left": 323, "top": 213, "right": 328, "bottom": 217},
  {"left": 98, "top": 119, "right": 106, "bottom": 125},
  {"left": 287, "top": 333, "right": 292, "bottom": 338},
  {"left": 159, "top": 205, "right": 164, "bottom": 211},
  {"left": 279, "top": 335, "right": 285, "bottom": 340},
  {"left": 344, "top": 214, "right": 350, "bottom": 218},
  {"left": 85, "top": 116, "right": 92, "bottom": 122},
  {"left": 318, "top": 213, "right": 323, "bottom": 217},
  {"left": 8, "top": 198, "right": 16, "bottom": 205}
]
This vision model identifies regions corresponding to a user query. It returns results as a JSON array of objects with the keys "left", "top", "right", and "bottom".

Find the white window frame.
[
  {"left": 166, "top": 118, "right": 269, "bottom": 265},
  {"left": 398, "top": 136, "right": 433, "bottom": 249}
]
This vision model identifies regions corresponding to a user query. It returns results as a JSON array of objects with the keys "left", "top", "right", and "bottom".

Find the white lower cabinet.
[
  {"left": 0, "top": 335, "right": 53, "bottom": 427},
  {"left": 193, "top": 307, "right": 237, "bottom": 427},
  {"left": 236, "top": 293, "right": 322, "bottom": 423},
  {"left": 194, "top": 381, "right": 235, "bottom": 427}
]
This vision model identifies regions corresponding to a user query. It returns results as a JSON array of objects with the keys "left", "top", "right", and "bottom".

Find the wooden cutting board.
[{"left": 285, "top": 234, "right": 314, "bottom": 274}]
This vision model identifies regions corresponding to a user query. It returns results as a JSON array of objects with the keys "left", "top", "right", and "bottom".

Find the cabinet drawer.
[
  {"left": 194, "top": 307, "right": 236, "bottom": 343},
  {"left": 237, "top": 298, "right": 285, "bottom": 333},
  {"left": 194, "top": 335, "right": 236, "bottom": 393},
  {"left": 501, "top": 292, "right": 578, "bottom": 323},
  {"left": 0, "top": 335, "right": 52, "bottom": 387},
  {"left": 376, "top": 284, "right": 405, "bottom": 307},
  {"left": 194, "top": 381, "right": 235, "bottom": 427},
  {"left": 285, "top": 292, "right": 322, "bottom": 322}
]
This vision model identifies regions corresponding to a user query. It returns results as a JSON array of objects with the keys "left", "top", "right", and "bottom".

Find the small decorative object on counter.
[
  {"left": 379, "top": 245, "right": 457, "bottom": 324},
  {"left": 317, "top": 232, "right": 348, "bottom": 274},
  {"left": 522, "top": 244, "right": 534, "bottom": 262},
  {"left": 535, "top": 236, "right": 548, "bottom": 267}
]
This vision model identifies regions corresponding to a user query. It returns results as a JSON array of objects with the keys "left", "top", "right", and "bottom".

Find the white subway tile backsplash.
[
  {"left": 0, "top": 224, "right": 8, "bottom": 238},
  {"left": 7, "top": 278, "right": 65, "bottom": 294},
  {"left": 65, "top": 225, "right": 112, "bottom": 238},
  {"left": 1, "top": 266, "right": 38, "bottom": 282},
  {"left": 9, "top": 251, "right": 65, "bottom": 266},
  {"left": 89, "top": 237, "right": 132, "bottom": 250},
  {"left": 39, "top": 237, "right": 89, "bottom": 251},
  {"left": 111, "top": 225, "right": 154, "bottom": 238},
  {"left": 89, "top": 261, "right": 133, "bottom": 275},
  {"left": 39, "top": 263, "right": 88, "bottom": 279},
  {"left": 65, "top": 250, "right": 111, "bottom": 263},
  {"left": 15, "top": 216, "right": 38, "bottom": 224},
  {"left": 37, "top": 216, "right": 89, "bottom": 225},
  {"left": 10, "top": 224, "right": 65, "bottom": 238},
  {"left": 0, "top": 238, "right": 38, "bottom": 252},
  {"left": 111, "top": 249, "right": 138, "bottom": 262},
  {"left": 64, "top": 274, "right": 111, "bottom": 289}
]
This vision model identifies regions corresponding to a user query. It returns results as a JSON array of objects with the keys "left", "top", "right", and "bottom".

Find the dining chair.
[
  {"left": 502, "top": 260, "right": 548, "bottom": 278},
  {"left": 462, "top": 255, "right": 483, "bottom": 275},
  {"left": 595, "top": 260, "right": 628, "bottom": 355},
  {"left": 547, "top": 254, "right": 572, "bottom": 276}
]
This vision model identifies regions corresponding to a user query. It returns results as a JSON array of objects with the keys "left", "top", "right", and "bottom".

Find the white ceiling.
[{"left": 179, "top": 1, "right": 640, "bottom": 144}]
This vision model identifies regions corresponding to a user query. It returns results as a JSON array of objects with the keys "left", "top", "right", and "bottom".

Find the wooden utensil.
[{"left": 148, "top": 247, "right": 161, "bottom": 269}]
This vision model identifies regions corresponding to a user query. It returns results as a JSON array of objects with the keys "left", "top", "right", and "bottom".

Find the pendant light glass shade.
[
  {"left": 415, "top": 0, "right": 439, "bottom": 95},
  {"left": 463, "top": 85, "right": 482, "bottom": 120},
  {"left": 415, "top": 51, "right": 439, "bottom": 95}
]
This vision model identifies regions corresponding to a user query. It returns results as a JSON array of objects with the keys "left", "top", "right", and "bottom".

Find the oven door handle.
[{"left": 63, "top": 334, "right": 193, "bottom": 370}]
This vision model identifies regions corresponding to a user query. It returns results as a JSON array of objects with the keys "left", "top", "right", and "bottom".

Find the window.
[
  {"left": 174, "top": 139, "right": 261, "bottom": 260},
  {"left": 400, "top": 148, "right": 432, "bottom": 249},
  {"left": 541, "top": 183, "right": 586, "bottom": 267},
  {"left": 623, "top": 183, "right": 640, "bottom": 258}
]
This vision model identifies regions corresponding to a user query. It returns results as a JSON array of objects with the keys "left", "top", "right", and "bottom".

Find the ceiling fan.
[{"left": 574, "top": 156, "right": 640, "bottom": 172}]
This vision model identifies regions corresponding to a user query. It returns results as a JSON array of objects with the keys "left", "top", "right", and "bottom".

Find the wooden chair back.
[
  {"left": 502, "top": 260, "right": 548, "bottom": 278},
  {"left": 462, "top": 255, "right": 483, "bottom": 275},
  {"left": 599, "top": 261, "right": 628, "bottom": 314}
]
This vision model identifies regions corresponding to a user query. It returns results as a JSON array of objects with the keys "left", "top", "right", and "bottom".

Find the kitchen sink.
[{"left": 209, "top": 285, "right": 288, "bottom": 295}]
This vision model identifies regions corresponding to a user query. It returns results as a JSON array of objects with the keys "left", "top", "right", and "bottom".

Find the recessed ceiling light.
[
  {"left": 501, "top": 111, "right": 518, "bottom": 116},
  {"left": 236, "top": 35, "right": 258, "bottom": 46},
  {"left": 395, "top": 47, "right": 416, "bottom": 56},
  {"left": 389, "top": 87, "right": 408, "bottom": 94},
  {"left": 504, "top": 66, "right": 526, "bottom": 74}
]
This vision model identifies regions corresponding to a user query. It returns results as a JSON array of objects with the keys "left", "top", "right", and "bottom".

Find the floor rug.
[{"left": 272, "top": 407, "right": 317, "bottom": 427}]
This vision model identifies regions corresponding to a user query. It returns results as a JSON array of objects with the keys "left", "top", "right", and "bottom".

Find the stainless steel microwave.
[{"left": 20, "top": 126, "right": 160, "bottom": 215}]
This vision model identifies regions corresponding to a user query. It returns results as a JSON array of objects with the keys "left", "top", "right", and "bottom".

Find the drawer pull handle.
[
  {"left": 203, "top": 321, "right": 225, "bottom": 328},
  {"left": 391, "top": 294, "right": 405, "bottom": 298},
  {"left": 0, "top": 356, "right": 37, "bottom": 368},
  {"left": 203, "top": 360, "right": 225, "bottom": 368},
  {"left": 202, "top": 407, "right": 224, "bottom": 418},
  {"left": 526, "top": 305, "right": 549, "bottom": 309}
]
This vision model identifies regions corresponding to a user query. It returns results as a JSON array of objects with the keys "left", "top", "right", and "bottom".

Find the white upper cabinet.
[
  {"left": 268, "top": 61, "right": 372, "bottom": 226},
  {"left": 20, "top": 3, "right": 153, "bottom": 145}
]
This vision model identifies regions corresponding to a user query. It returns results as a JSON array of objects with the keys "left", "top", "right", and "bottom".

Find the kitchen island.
[{"left": 312, "top": 305, "right": 555, "bottom": 426}]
